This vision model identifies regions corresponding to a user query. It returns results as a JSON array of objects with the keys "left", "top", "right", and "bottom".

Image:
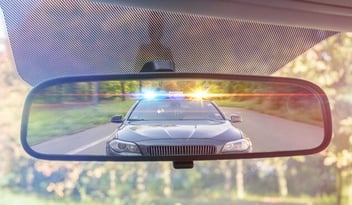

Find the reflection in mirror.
[{"left": 26, "top": 79, "right": 325, "bottom": 157}]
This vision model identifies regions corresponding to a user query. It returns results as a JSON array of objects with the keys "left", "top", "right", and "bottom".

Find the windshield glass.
[
  {"left": 2, "top": 1, "right": 334, "bottom": 85},
  {"left": 129, "top": 100, "right": 224, "bottom": 121},
  {"left": 1, "top": 1, "right": 351, "bottom": 205}
]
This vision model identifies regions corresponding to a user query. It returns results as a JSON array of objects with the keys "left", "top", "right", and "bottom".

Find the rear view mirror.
[{"left": 21, "top": 73, "right": 332, "bottom": 162}]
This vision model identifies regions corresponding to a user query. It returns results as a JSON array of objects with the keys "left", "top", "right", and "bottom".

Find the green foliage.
[{"left": 27, "top": 99, "right": 135, "bottom": 145}]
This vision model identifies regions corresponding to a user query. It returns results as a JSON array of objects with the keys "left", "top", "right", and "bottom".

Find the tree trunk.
[
  {"left": 26, "top": 165, "right": 34, "bottom": 191},
  {"left": 109, "top": 170, "right": 116, "bottom": 190},
  {"left": 161, "top": 162, "right": 172, "bottom": 197},
  {"left": 224, "top": 161, "right": 232, "bottom": 192},
  {"left": 138, "top": 81, "right": 142, "bottom": 93},
  {"left": 136, "top": 164, "right": 147, "bottom": 192},
  {"left": 219, "top": 161, "right": 233, "bottom": 193},
  {"left": 236, "top": 160, "right": 245, "bottom": 199},
  {"left": 92, "top": 82, "right": 99, "bottom": 105},
  {"left": 120, "top": 81, "right": 126, "bottom": 101},
  {"left": 337, "top": 168, "right": 352, "bottom": 205},
  {"left": 276, "top": 160, "right": 288, "bottom": 197}
]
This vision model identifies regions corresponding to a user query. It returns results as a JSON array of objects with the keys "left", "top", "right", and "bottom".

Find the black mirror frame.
[{"left": 21, "top": 73, "right": 332, "bottom": 162}]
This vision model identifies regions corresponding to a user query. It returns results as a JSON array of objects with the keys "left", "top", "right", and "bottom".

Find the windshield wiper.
[
  {"left": 180, "top": 118, "right": 219, "bottom": 121},
  {"left": 128, "top": 119, "right": 146, "bottom": 121}
]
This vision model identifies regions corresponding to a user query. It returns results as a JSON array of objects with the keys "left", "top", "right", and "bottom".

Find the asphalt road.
[{"left": 31, "top": 107, "right": 324, "bottom": 155}]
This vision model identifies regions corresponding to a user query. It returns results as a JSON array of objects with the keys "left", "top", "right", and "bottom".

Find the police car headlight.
[
  {"left": 109, "top": 140, "right": 141, "bottom": 153},
  {"left": 221, "top": 139, "right": 251, "bottom": 153}
]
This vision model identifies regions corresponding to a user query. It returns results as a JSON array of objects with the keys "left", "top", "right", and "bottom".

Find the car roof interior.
[{"left": 99, "top": 0, "right": 352, "bottom": 31}]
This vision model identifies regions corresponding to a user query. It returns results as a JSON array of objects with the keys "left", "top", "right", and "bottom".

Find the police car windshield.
[{"left": 128, "top": 99, "right": 224, "bottom": 121}]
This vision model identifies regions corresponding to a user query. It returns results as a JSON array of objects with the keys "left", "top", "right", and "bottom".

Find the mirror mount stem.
[
  {"left": 140, "top": 60, "right": 175, "bottom": 72},
  {"left": 173, "top": 161, "right": 194, "bottom": 169}
]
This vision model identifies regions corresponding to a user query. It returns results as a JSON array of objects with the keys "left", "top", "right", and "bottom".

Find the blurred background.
[{"left": 1, "top": 5, "right": 352, "bottom": 205}]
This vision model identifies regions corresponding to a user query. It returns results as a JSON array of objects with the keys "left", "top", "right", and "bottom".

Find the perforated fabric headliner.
[{"left": 0, "top": 0, "right": 336, "bottom": 85}]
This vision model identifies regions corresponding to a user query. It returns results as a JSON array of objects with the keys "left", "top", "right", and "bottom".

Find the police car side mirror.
[
  {"left": 230, "top": 114, "right": 242, "bottom": 123},
  {"left": 111, "top": 115, "right": 123, "bottom": 123}
]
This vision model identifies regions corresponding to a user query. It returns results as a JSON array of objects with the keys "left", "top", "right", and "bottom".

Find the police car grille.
[{"left": 148, "top": 145, "right": 216, "bottom": 156}]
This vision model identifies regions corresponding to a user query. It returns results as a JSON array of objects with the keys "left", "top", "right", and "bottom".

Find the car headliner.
[{"left": 0, "top": 0, "right": 337, "bottom": 85}]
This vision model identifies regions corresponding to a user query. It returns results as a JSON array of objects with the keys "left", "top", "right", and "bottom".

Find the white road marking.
[{"left": 66, "top": 135, "right": 111, "bottom": 155}]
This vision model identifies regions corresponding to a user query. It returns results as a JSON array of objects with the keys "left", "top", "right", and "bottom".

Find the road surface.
[{"left": 31, "top": 107, "right": 324, "bottom": 155}]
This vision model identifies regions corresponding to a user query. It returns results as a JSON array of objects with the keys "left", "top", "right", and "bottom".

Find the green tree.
[{"left": 276, "top": 33, "right": 352, "bottom": 205}]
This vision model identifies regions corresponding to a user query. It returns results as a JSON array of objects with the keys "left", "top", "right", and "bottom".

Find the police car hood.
[{"left": 117, "top": 120, "right": 243, "bottom": 142}]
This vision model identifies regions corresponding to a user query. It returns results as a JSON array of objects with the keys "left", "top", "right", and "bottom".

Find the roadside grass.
[
  {"left": 1, "top": 189, "right": 336, "bottom": 205},
  {"left": 154, "top": 194, "right": 335, "bottom": 205},
  {"left": 27, "top": 99, "right": 135, "bottom": 145},
  {"left": 215, "top": 99, "right": 323, "bottom": 126},
  {"left": 0, "top": 189, "right": 80, "bottom": 205}
]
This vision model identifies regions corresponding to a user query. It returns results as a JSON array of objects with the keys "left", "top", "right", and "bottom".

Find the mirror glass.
[{"left": 24, "top": 78, "right": 327, "bottom": 158}]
